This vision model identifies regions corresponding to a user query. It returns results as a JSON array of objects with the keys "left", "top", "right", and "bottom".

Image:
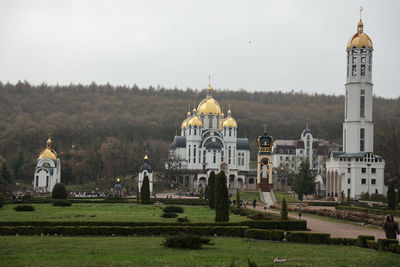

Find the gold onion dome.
[
  {"left": 181, "top": 118, "right": 189, "bottom": 129},
  {"left": 38, "top": 137, "right": 57, "bottom": 160},
  {"left": 221, "top": 108, "right": 237, "bottom": 128},
  {"left": 187, "top": 116, "right": 202, "bottom": 127},
  {"left": 347, "top": 20, "right": 373, "bottom": 50},
  {"left": 197, "top": 97, "right": 222, "bottom": 115}
]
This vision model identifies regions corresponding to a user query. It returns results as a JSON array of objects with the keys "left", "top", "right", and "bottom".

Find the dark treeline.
[{"left": 0, "top": 81, "right": 399, "bottom": 186}]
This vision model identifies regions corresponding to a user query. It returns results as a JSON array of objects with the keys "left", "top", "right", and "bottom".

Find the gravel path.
[{"left": 250, "top": 206, "right": 386, "bottom": 239}]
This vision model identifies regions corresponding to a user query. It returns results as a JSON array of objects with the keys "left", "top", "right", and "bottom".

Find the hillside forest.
[{"left": 0, "top": 81, "right": 399, "bottom": 188}]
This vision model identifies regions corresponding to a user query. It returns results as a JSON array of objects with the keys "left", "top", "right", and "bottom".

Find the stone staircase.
[{"left": 259, "top": 189, "right": 277, "bottom": 206}]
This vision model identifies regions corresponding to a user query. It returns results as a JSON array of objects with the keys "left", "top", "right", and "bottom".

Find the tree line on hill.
[{"left": 0, "top": 81, "right": 399, "bottom": 188}]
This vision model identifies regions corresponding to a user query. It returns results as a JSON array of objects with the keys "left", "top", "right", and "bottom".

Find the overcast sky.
[{"left": 0, "top": 0, "right": 399, "bottom": 98}]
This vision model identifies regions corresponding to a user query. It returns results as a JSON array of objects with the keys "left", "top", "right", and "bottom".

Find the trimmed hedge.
[
  {"left": 367, "top": 240, "right": 379, "bottom": 250},
  {"left": 306, "top": 202, "right": 338, "bottom": 207},
  {"left": 388, "top": 244, "right": 400, "bottom": 254},
  {"left": 357, "top": 235, "right": 375, "bottom": 248},
  {"left": 336, "top": 205, "right": 400, "bottom": 217},
  {"left": 329, "top": 237, "right": 357, "bottom": 246},
  {"left": 52, "top": 200, "right": 72, "bottom": 207},
  {"left": 244, "top": 229, "right": 285, "bottom": 241},
  {"left": 0, "top": 226, "right": 249, "bottom": 237},
  {"left": 163, "top": 234, "right": 211, "bottom": 249},
  {"left": 103, "top": 196, "right": 128, "bottom": 203},
  {"left": 161, "top": 212, "right": 178, "bottom": 218},
  {"left": 377, "top": 239, "right": 398, "bottom": 251},
  {"left": 286, "top": 232, "right": 331, "bottom": 244},
  {"left": 163, "top": 206, "right": 184, "bottom": 213},
  {"left": 0, "top": 220, "right": 307, "bottom": 230},
  {"left": 177, "top": 217, "right": 190, "bottom": 222},
  {"left": 13, "top": 205, "right": 35, "bottom": 212}
]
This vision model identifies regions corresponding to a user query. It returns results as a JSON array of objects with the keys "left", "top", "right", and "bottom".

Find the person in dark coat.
[
  {"left": 383, "top": 215, "right": 398, "bottom": 239},
  {"left": 252, "top": 199, "right": 257, "bottom": 209}
]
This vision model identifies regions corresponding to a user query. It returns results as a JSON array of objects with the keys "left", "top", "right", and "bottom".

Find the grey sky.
[{"left": 0, "top": 0, "right": 399, "bottom": 98}]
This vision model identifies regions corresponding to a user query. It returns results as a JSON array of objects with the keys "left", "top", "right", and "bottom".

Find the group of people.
[{"left": 383, "top": 215, "right": 400, "bottom": 241}]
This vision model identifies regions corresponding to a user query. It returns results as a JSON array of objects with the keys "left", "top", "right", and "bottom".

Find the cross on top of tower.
[
  {"left": 263, "top": 123, "right": 267, "bottom": 133},
  {"left": 360, "top": 6, "right": 363, "bottom": 20}
]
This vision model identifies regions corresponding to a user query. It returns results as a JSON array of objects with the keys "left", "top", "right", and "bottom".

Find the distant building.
[
  {"left": 326, "top": 17, "right": 385, "bottom": 199},
  {"left": 272, "top": 127, "right": 340, "bottom": 176},
  {"left": 34, "top": 136, "right": 61, "bottom": 193},
  {"left": 167, "top": 84, "right": 256, "bottom": 192}
]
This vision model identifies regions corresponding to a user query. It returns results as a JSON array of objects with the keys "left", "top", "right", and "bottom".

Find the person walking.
[
  {"left": 383, "top": 215, "right": 399, "bottom": 239},
  {"left": 252, "top": 199, "right": 257, "bottom": 209}
]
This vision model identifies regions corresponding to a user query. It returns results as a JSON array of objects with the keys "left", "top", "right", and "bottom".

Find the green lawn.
[
  {"left": 0, "top": 236, "right": 398, "bottom": 266},
  {"left": 274, "top": 192, "right": 301, "bottom": 203},
  {"left": 236, "top": 191, "right": 260, "bottom": 202},
  {"left": 0, "top": 203, "right": 247, "bottom": 223}
]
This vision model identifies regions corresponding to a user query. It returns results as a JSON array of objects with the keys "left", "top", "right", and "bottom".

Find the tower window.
[
  {"left": 194, "top": 128, "right": 197, "bottom": 135},
  {"left": 189, "top": 128, "right": 191, "bottom": 135},
  {"left": 347, "top": 168, "right": 351, "bottom": 173},
  {"left": 360, "top": 95, "right": 365, "bottom": 118},
  {"left": 371, "top": 179, "right": 376, "bottom": 185},
  {"left": 361, "top": 167, "right": 366, "bottom": 173},
  {"left": 361, "top": 65, "right": 365, "bottom": 76},
  {"left": 371, "top": 168, "right": 376, "bottom": 174},
  {"left": 360, "top": 128, "right": 365, "bottom": 152},
  {"left": 213, "top": 151, "right": 216, "bottom": 164},
  {"left": 352, "top": 65, "right": 357, "bottom": 76},
  {"left": 229, "top": 128, "right": 232, "bottom": 137},
  {"left": 46, "top": 176, "right": 49, "bottom": 187},
  {"left": 352, "top": 56, "right": 357, "bottom": 63},
  {"left": 36, "top": 176, "right": 39, "bottom": 187},
  {"left": 347, "top": 178, "right": 351, "bottom": 184},
  {"left": 361, "top": 57, "right": 366, "bottom": 63},
  {"left": 208, "top": 115, "right": 213, "bottom": 128},
  {"left": 361, "top": 178, "right": 366, "bottom": 184},
  {"left": 193, "top": 145, "right": 196, "bottom": 163}
]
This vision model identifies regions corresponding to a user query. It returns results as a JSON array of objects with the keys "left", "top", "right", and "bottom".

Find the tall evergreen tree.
[
  {"left": 208, "top": 171, "right": 216, "bottom": 209},
  {"left": 292, "top": 161, "right": 314, "bottom": 201},
  {"left": 235, "top": 190, "right": 240, "bottom": 209},
  {"left": 140, "top": 176, "right": 150, "bottom": 204},
  {"left": 215, "top": 171, "right": 230, "bottom": 222},
  {"left": 136, "top": 184, "right": 140, "bottom": 204},
  {"left": 280, "top": 198, "right": 288, "bottom": 220},
  {"left": 387, "top": 181, "right": 396, "bottom": 210},
  {"left": 0, "top": 163, "right": 15, "bottom": 185}
]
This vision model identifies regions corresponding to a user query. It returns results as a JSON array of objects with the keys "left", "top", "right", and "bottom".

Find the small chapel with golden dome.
[
  {"left": 168, "top": 84, "right": 255, "bottom": 192},
  {"left": 33, "top": 136, "right": 61, "bottom": 193}
]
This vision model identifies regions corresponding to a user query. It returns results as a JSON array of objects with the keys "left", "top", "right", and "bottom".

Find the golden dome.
[
  {"left": 347, "top": 20, "right": 373, "bottom": 50},
  {"left": 197, "top": 97, "right": 222, "bottom": 115},
  {"left": 181, "top": 118, "right": 189, "bottom": 129},
  {"left": 187, "top": 116, "right": 202, "bottom": 127},
  {"left": 207, "top": 85, "right": 213, "bottom": 91},
  {"left": 222, "top": 117, "right": 237, "bottom": 128},
  {"left": 144, "top": 153, "right": 149, "bottom": 160},
  {"left": 38, "top": 137, "right": 57, "bottom": 160},
  {"left": 116, "top": 177, "right": 121, "bottom": 183}
]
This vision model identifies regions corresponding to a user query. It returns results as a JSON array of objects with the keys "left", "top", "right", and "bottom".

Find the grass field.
[
  {"left": 274, "top": 192, "right": 301, "bottom": 203},
  {"left": 1, "top": 236, "right": 399, "bottom": 266},
  {"left": 0, "top": 203, "right": 248, "bottom": 223}
]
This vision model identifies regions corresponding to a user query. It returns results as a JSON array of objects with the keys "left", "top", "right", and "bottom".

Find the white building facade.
[
  {"left": 34, "top": 137, "right": 61, "bottom": 193},
  {"left": 326, "top": 18, "right": 385, "bottom": 199},
  {"left": 167, "top": 84, "right": 256, "bottom": 192}
]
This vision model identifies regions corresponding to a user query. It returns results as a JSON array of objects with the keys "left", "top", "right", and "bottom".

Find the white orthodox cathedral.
[
  {"left": 326, "top": 18, "right": 385, "bottom": 199},
  {"left": 168, "top": 85, "right": 256, "bottom": 191},
  {"left": 33, "top": 137, "right": 61, "bottom": 193}
]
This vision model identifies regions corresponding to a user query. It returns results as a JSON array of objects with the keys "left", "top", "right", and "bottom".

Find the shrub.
[
  {"left": 140, "top": 176, "right": 150, "bottom": 204},
  {"left": 214, "top": 171, "right": 230, "bottom": 222},
  {"left": 208, "top": 171, "right": 216, "bottom": 209},
  {"left": 177, "top": 217, "right": 190, "bottom": 223},
  {"left": 388, "top": 244, "right": 400, "bottom": 254},
  {"left": 161, "top": 212, "right": 178, "bottom": 218},
  {"left": 366, "top": 240, "right": 379, "bottom": 250},
  {"left": 330, "top": 238, "right": 357, "bottom": 246},
  {"left": 240, "top": 210, "right": 248, "bottom": 216},
  {"left": 387, "top": 181, "right": 396, "bottom": 210},
  {"left": 377, "top": 238, "right": 398, "bottom": 251},
  {"left": 13, "top": 205, "right": 35, "bottom": 212},
  {"left": 163, "top": 206, "right": 184, "bottom": 213},
  {"left": 199, "top": 188, "right": 204, "bottom": 200},
  {"left": 0, "top": 192, "right": 4, "bottom": 208},
  {"left": 281, "top": 198, "right": 288, "bottom": 220},
  {"left": 163, "top": 234, "right": 212, "bottom": 249},
  {"left": 52, "top": 200, "right": 72, "bottom": 207},
  {"left": 52, "top": 183, "right": 68, "bottom": 199},
  {"left": 248, "top": 213, "right": 274, "bottom": 221},
  {"left": 286, "top": 232, "right": 331, "bottom": 244},
  {"left": 231, "top": 208, "right": 242, "bottom": 215},
  {"left": 357, "top": 235, "right": 375, "bottom": 248}
]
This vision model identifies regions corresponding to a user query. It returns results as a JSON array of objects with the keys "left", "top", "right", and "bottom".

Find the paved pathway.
[{"left": 250, "top": 206, "right": 386, "bottom": 239}]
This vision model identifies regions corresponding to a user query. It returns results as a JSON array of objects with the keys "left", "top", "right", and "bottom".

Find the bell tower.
[
  {"left": 256, "top": 124, "right": 274, "bottom": 192},
  {"left": 343, "top": 9, "right": 374, "bottom": 153}
]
